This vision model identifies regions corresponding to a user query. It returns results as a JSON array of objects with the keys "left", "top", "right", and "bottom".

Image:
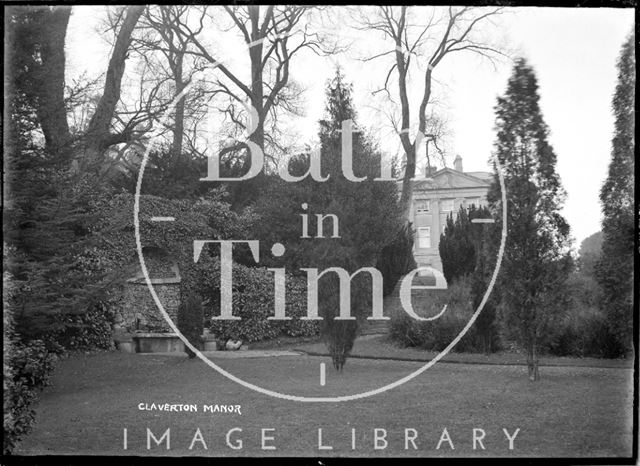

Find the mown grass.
[
  {"left": 16, "top": 350, "right": 633, "bottom": 458},
  {"left": 290, "top": 335, "right": 633, "bottom": 369}
]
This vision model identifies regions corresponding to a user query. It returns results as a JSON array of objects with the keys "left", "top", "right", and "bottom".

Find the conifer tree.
[
  {"left": 4, "top": 12, "right": 111, "bottom": 346},
  {"left": 469, "top": 207, "right": 501, "bottom": 355},
  {"left": 253, "top": 69, "right": 402, "bottom": 370},
  {"left": 487, "top": 58, "right": 572, "bottom": 380},
  {"left": 439, "top": 205, "right": 475, "bottom": 284},
  {"left": 439, "top": 204, "right": 499, "bottom": 353},
  {"left": 597, "top": 33, "right": 635, "bottom": 357}
]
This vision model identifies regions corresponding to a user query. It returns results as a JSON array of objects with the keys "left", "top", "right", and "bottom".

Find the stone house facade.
[{"left": 409, "top": 155, "right": 492, "bottom": 272}]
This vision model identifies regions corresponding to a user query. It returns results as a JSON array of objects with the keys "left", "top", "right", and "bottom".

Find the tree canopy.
[
  {"left": 597, "top": 33, "right": 635, "bottom": 358},
  {"left": 253, "top": 69, "right": 403, "bottom": 369},
  {"left": 487, "top": 58, "right": 572, "bottom": 381}
]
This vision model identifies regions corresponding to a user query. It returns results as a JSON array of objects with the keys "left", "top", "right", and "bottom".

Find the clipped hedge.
[
  {"left": 178, "top": 293, "right": 204, "bottom": 358},
  {"left": 199, "top": 259, "right": 319, "bottom": 343}
]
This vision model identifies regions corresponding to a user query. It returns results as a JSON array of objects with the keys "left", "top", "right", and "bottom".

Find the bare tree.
[
  {"left": 65, "top": 73, "right": 104, "bottom": 137},
  {"left": 79, "top": 5, "right": 145, "bottom": 170},
  {"left": 10, "top": 5, "right": 146, "bottom": 171},
  {"left": 356, "top": 6, "right": 506, "bottom": 221},
  {"left": 164, "top": 5, "right": 335, "bottom": 165},
  {"left": 8, "top": 6, "right": 73, "bottom": 156},
  {"left": 130, "top": 5, "right": 211, "bottom": 158}
]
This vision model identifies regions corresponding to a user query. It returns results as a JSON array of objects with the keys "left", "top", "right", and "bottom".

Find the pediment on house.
[{"left": 413, "top": 168, "right": 491, "bottom": 191}]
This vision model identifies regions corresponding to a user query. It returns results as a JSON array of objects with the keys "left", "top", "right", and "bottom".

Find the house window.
[
  {"left": 415, "top": 200, "right": 430, "bottom": 213},
  {"left": 468, "top": 197, "right": 481, "bottom": 208},
  {"left": 417, "top": 227, "right": 431, "bottom": 249},
  {"left": 441, "top": 199, "right": 454, "bottom": 212}
]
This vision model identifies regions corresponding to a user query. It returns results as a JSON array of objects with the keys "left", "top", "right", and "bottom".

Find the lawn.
[
  {"left": 16, "top": 350, "right": 633, "bottom": 458},
  {"left": 287, "top": 335, "right": 633, "bottom": 369}
]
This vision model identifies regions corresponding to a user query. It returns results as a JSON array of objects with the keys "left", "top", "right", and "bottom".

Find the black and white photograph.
[{"left": 2, "top": 3, "right": 636, "bottom": 461}]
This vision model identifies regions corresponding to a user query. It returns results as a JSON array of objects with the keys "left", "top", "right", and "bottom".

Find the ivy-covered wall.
[
  {"left": 117, "top": 246, "right": 182, "bottom": 333},
  {"left": 119, "top": 282, "right": 181, "bottom": 332}
]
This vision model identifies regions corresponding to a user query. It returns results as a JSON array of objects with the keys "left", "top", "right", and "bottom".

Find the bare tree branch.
[{"left": 356, "top": 5, "right": 507, "bottom": 221}]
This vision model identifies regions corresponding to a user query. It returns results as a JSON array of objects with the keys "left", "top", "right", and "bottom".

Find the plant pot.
[{"left": 202, "top": 333, "right": 218, "bottom": 351}]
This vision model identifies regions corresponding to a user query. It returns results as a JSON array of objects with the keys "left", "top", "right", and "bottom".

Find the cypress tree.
[
  {"left": 310, "top": 70, "right": 402, "bottom": 370},
  {"left": 439, "top": 204, "right": 500, "bottom": 353},
  {"left": 597, "top": 33, "right": 635, "bottom": 357},
  {"left": 253, "top": 69, "right": 402, "bottom": 370},
  {"left": 469, "top": 206, "right": 501, "bottom": 355},
  {"left": 177, "top": 294, "right": 204, "bottom": 358},
  {"left": 439, "top": 205, "right": 475, "bottom": 284},
  {"left": 488, "top": 58, "right": 572, "bottom": 380}
]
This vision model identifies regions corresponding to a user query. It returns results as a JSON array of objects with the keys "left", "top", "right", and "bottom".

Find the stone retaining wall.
[{"left": 119, "top": 278, "right": 181, "bottom": 332}]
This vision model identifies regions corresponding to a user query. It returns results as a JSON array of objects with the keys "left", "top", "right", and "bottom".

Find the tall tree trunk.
[
  {"left": 226, "top": 4, "right": 266, "bottom": 210},
  {"left": 172, "top": 53, "right": 185, "bottom": 157},
  {"left": 527, "top": 337, "right": 540, "bottom": 381},
  {"left": 80, "top": 5, "right": 144, "bottom": 170},
  {"left": 35, "top": 7, "right": 72, "bottom": 157},
  {"left": 399, "top": 144, "right": 416, "bottom": 221},
  {"left": 14, "top": 5, "right": 143, "bottom": 171},
  {"left": 173, "top": 84, "right": 185, "bottom": 157},
  {"left": 248, "top": 5, "right": 265, "bottom": 154}
]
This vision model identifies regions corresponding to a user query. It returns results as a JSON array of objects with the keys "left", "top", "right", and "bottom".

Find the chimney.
[
  {"left": 424, "top": 166, "right": 437, "bottom": 177},
  {"left": 454, "top": 154, "right": 463, "bottom": 172}
]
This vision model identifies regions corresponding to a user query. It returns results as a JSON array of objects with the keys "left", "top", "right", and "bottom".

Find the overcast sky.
[{"left": 66, "top": 6, "right": 634, "bottom": 247}]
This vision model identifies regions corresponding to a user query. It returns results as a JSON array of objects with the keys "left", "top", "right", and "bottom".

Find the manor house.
[{"left": 409, "top": 155, "right": 492, "bottom": 272}]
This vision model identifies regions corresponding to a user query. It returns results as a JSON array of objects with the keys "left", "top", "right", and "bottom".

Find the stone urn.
[
  {"left": 113, "top": 312, "right": 124, "bottom": 331},
  {"left": 225, "top": 339, "right": 243, "bottom": 351}
]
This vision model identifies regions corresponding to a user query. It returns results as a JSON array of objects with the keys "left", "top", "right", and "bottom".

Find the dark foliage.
[
  {"left": 252, "top": 69, "right": 403, "bottom": 370},
  {"left": 438, "top": 204, "right": 500, "bottom": 353},
  {"left": 4, "top": 30, "right": 116, "bottom": 350},
  {"left": 597, "top": 33, "right": 635, "bottom": 358},
  {"left": 376, "top": 223, "right": 417, "bottom": 297},
  {"left": 177, "top": 294, "right": 204, "bottom": 358},
  {"left": 112, "top": 146, "right": 210, "bottom": 200},
  {"left": 469, "top": 209, "right": 502, "bottom": 355},
  {"left": 389, "top": 279, "right": 480, "bottom": 352},
  {"left": 439, "top": 204, "right": 493, "bottom": 284},
  {"left": 487, "top": 58, "right": 572, "bottom": 380},
  {"left": 3, "top": 277, "right": 56, "bottom": 454}
]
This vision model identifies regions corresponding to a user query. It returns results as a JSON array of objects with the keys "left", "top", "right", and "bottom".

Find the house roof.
[
  {"left": 410, "top": 167, "right": 492, "bottom": 191},
  {"left": 465, "top": 171, "right": 493, "bottom": 182}
]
